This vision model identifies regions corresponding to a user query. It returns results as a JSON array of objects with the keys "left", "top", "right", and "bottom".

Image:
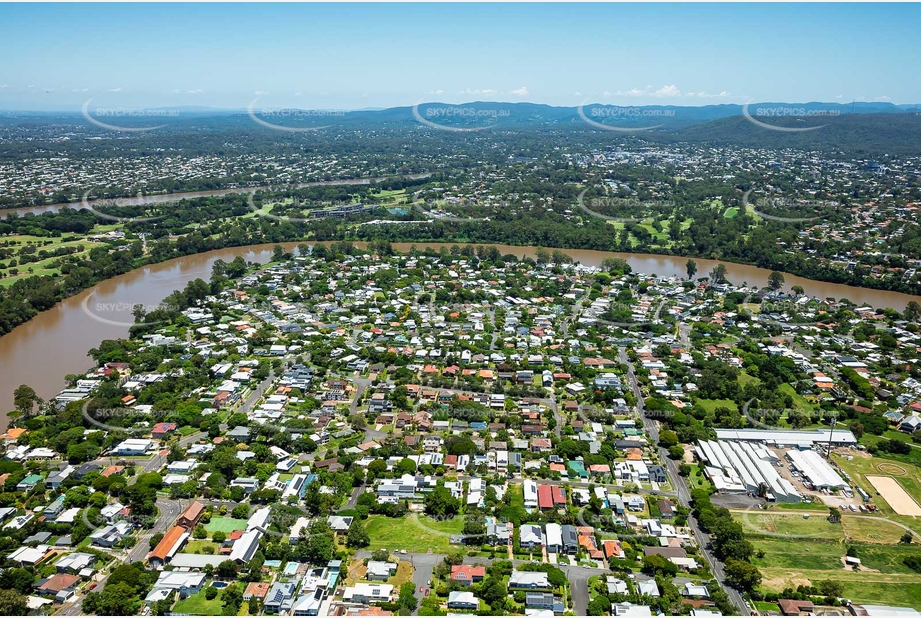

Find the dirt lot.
[{"left": 867, "top": 475, "right": 921, "bottom": 516}]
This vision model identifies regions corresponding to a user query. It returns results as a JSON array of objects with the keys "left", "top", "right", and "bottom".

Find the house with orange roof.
[
  {"left": 1, "top": 427, "right": 27, "bottom": 442},
  {"left": 602, "top": 539, "right": 625, "bottom": 559}
]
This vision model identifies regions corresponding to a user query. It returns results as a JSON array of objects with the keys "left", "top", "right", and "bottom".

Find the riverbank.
[{"left": 2, "top": 240, "right": 920, "bottom": 429}]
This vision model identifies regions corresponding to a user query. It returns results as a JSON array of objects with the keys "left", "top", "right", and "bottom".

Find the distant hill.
[{"left": 4, "top": 100, "right": 921, "bottom": 154}]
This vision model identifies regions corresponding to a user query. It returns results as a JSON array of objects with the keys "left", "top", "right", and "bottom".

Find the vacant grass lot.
[
  {"left": 365, "top": 513, "right": 460, "bottom": 554},
  {"left": 695, "top": 398, "right": 738, "bottom": 413},
  {"left": 171, "top": 589, "right": 225, "bottom": 615},
  {"left": 204, "top": 517, "right": 248, "bottom": 533}
]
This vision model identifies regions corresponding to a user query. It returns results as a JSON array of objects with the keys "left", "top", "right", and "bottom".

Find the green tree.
[
  {"left": 768, "top": 271, "right": 785, "bottom": 291},
  {"left": 724, "top": 557, "right": 762, "bottom": 592},
  {"left": 217, "top": 560, "right": 238, "bottom": 578},
  {"left": 13, "top": 384, "right": 38, "bottom": 418},
  {"left": 424, "top": 485, "right": 460, "bottom": 518},
  {"left": 398, "top": 582, "right": 418, "bottom": 611},
  {"left": 0, "top": 589, "right": 27, "bottom": 615},
  {"left": 221, "top": 583, "right": 244, "bottom": 615},
  {"left": 686, "top": 259, "right": 697, "bottom": 280},
  {"left": 346, "top": 520, "right": 370, "bottom": 548}
]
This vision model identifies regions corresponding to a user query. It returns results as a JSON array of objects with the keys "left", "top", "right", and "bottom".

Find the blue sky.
[{"left": 1, "top": 3, "right": 918, "bottom": 111}]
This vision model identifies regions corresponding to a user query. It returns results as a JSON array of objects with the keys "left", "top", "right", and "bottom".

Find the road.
[
  {"left": 618, "top": 346, "right": 751, "bottom": 616},
  {"left": 353, "top": 550, "right": 608, "bottom": 615},
  {"left": 58, "top": 498, "right": 182, "bottom": 616}
]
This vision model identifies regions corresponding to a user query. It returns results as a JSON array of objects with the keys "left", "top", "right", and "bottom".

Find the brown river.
[{"left": 2, "top": 242, "right": 919, "bottom": 428}]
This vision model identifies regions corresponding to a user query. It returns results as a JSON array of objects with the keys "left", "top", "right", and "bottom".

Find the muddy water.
[{"left": 2, "top": 241, "right": 918, "bottom": 427}]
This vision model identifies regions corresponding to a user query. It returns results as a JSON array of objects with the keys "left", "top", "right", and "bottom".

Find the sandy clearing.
[{"left": 867, "top": 475, "right": 921, "bottom": 516}]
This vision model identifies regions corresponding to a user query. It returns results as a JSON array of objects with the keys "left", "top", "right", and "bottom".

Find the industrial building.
[
  {"left": 714, "top": 428, "right": 857, "bottom": 447},
  {"left": 785, "top": 449, "right": 848, "bottom": 490},
  {"left": 696, "top": 439, "right": 801, "bottom": 502}
]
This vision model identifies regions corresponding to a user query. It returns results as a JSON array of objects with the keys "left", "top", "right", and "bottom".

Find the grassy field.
[
  {"left": 695, "top": 398, "right": 738, "bottom": 413},
  {"left": 0, "top": 234, "right": 105, "bottom": 287},
  {"left": 735, "top": 506, "right": 921, "bottom": 608},
  {"left": 171, "top": 588, "right": 225, "bottom": 615},
  {"left": 184, "top": 540, "right": 220, "bottom": 554},
  {"left": 737, "top": 371, "right": 761, "bottom": 387},
  {"left": 365, "top": 513, "right": 461, "bottom": 554},
  {"left": 204, "top": 517, "right": 248, "bottom": 533}
]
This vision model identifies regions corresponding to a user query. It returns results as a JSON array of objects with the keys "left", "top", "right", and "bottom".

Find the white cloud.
[
  {"left": 72, "top": 88, "right": 89, "bottom": 93},
  {"left": 254, "top": 90, "right": 267, "bottom": 96},
  {"left": 572, "top": 91, "right": 582, "bottom": 97},
  {"left": 607, "top": 85, "right": 731, "bottom": 100},
  {"left": 186, "top": 89, "right": 203, "bottom": 94},
  {"left": 27, "top": 85, "right": 36, "bottom": 89},
  {"left": 874, "top": 95, "right": 891, "bottom": 102},
  {"left": 654, "top": 84, "right": 681, "bottom": 97},
  {"left": 459, "top": 88, "right": 498, "bottom": 96},
  {"left": 430, "top": 89, "right": 444, "bottom": 95},
  {"left": 835, "top": 94, "right": 843, "bottom": 100},
  {"left": 294, "top": 92, "right": 302, "bottom": 96},
  {"left": 510, "top": 86, "right": 529, "bottom": 97},
  {"left": 686, "top": 90, "right": 730, "bottom": 99},
  {"left": 171, "top": 89, "right": 181, "bottom": 94},
  {"left": 0, "top": 84, "right": 9, "bottom": 89},
  {"left": 108, "top": 87, "right": 122, "bottom": 93}
]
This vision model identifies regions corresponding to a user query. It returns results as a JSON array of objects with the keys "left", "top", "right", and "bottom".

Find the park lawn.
[
  {"left": 184, "top": 540, "right": 220, "bottom": 554},
  {"left": 171, "top": 589, "right": 225, "bottom": 615},
  {"left": 178, "top": 425, "right": 199, "bottom": 436},
  {"left": 204, "top": 517, "right": 249, "bottom": 534},
  {"left": 695, "top": 398, "right": 738, "bottom": 413},
  {"left": 365, "top": 514, "right": 457, "bottom": 554},
  {"left": 723, "top": 207, "right": 739, "bottom": 218}
]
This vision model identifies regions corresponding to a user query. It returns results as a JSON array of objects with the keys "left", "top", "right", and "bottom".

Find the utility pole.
[{"left": 826, "top": 417, "right": 837, "bottom": 459}]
